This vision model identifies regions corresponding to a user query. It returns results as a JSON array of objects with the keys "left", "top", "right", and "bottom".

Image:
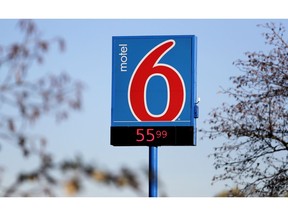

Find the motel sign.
[{"left": 111, "top": 35, "right": 198, "bottom": 146}]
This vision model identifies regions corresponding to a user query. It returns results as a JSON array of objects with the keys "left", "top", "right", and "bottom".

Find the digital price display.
[
  {"left": 111, "top": 35, "right": 197, "bottom": 146},
  {"left": 111, "top": 126, "right": 194, "bottom": 146}
]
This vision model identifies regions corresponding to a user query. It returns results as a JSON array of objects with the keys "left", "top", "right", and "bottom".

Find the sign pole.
[
  {"left": 149, "top": 146, "right": 158, "bottom": 197},
  {"left": 111, "top": 35, "right": 197, "bottom": 197}
]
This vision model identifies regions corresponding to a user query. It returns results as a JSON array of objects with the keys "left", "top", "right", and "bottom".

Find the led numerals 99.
[{"left": 136, "top": 128, "right": 168, "bottom": 142}]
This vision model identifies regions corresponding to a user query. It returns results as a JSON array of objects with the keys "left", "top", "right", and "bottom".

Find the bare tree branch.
[{"left": 202, "top": 22, "right": 288, "bottom": 197}]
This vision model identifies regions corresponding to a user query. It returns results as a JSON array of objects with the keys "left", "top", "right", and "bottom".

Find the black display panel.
[{"left": 110, "top": 126, "right": 195, "bottom": 146}]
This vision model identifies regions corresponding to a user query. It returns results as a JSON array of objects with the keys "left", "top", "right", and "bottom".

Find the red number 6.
[{"left": 128, "top": 40, "right": 186, "bottom": 121}]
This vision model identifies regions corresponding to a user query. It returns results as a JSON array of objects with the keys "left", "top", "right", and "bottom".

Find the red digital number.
[
  {"left": 136, "top": 128, "right": 155, "bottom": 142},
  {"left": 128, "top": 40, "right": 186, "bottom": 121},
  {"left": 146, "top": 129, "right": 155, "bottom": 142},
  {"left": 156, "top": 130, "right": 161, "bottom": 138},
  {"left": 136, "top": 129, "right": 144, "bottom": 142},
  {"left": 136, "top": 128, "right": 168, "bottom": 142},
  {"left": 162, "top": 130, "right": 167, "bottom": 138}
]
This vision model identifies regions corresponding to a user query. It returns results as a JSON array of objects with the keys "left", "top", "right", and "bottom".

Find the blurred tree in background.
[
  {"left": 202, "top": 23, "right": 288, "bottom": 197},
  {"left": 215, "top": 187, "right": 245, "bottom": 197},
  {"left": 0, "top": 20, "right": 148, "bottom": 197}
]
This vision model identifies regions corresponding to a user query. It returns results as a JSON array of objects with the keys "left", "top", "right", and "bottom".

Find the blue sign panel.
[{"left": 111, "top": 35, "right": 197, "bottom": 146}]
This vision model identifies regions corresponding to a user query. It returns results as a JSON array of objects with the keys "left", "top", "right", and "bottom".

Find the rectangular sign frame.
[{"left": 111, "top": 35, "right": 197, "bottom": 146}]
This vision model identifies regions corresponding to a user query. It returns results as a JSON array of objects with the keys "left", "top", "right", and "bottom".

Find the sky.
[
  {"left": 0, "top": 1, "right": 288, "bottom": 216},
  {"left": 1, "top": 19, "right": 287, "bottom": 197}
]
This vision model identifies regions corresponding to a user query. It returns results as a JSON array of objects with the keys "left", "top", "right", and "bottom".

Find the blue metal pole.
[{"left": 149, "top": 146, "right": 158, "bottom": 197}]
